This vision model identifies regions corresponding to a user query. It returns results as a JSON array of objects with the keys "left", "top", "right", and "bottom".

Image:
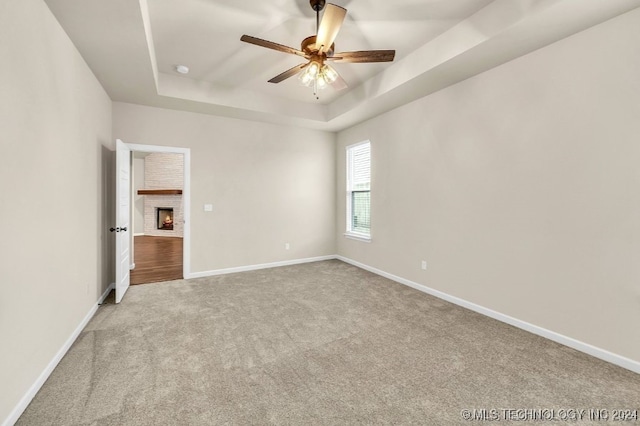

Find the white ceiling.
[
  {"left": 148, "top": 0, "right": 493, "bottom": 104},
  {"left": 44, "top": 0, "right": 640, "bottom": 131}
]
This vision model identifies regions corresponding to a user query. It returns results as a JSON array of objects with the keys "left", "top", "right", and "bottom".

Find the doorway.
[
  {"left": 127, "top": 144, "right": 191, "bottom": 285},
  {"left": 130, "top": 235, "right": 183, "bottom": 284}
]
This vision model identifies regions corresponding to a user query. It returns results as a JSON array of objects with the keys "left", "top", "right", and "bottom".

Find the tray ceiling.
[{"left": 44, "top": 0, "right": 640, "bottom": 131}]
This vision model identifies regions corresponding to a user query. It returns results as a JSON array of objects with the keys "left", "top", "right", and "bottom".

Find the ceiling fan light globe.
[
  {"left": 299, "top": 69, "right": 315, "bottom": 86},
  {"left": 308, "top": 62, "right": 320, "bottom": 77},
  {"left": 322, "top": 64, "right": 338, "bottom": 83},
  {"left": 316, "top": 75, "right": 328, "bottom": 90}
]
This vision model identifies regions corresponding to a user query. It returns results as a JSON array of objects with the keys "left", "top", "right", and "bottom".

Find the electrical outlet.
[
  {"left": 285, "top": 243, "right": 290, "bottom": 250},
  {"left": 204, "top": 204, "right": 213, "bottom": 212},
  {"left": 421, "top": 260, "right": 427, "bottom": 270}
]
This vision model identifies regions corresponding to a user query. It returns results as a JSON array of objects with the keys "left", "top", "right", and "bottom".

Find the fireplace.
[{"left": 156, "top": 208, "right": 174, "bottom": 230}]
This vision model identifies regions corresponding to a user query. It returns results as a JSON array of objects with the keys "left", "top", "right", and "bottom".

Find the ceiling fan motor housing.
[
  {"left": 301, "top": 35, "right": 334, "bottom": 57},
  {"left": 310, "top": 0, "right": 326, "bottom": 12}
]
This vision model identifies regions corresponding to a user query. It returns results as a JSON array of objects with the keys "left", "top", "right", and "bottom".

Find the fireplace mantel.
[{"left": 137, "top": 189, "right": 182, "bottom": 195}]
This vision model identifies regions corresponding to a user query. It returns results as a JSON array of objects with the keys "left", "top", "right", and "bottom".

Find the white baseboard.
[
  {"left": 336, "top": 256, "right": 640, "bottom": 375},
  {"left": 2, "top": 283, "right": 114, "bottom": 426},
  {"left": 4, "top": 258, "right": 637, "bottom": 426},
  {"left": 133, "top": 233, "right": 145, "bottom": 237},
  {"left": 99, "top": 283, "right": 115, "bottom": 305},
  {"left": 186, "top": 255, "right": 336, "bottom": 279}
]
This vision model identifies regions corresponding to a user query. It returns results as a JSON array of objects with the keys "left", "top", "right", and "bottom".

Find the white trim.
[
  {"left": 2, "top": 283, "right": 114, "bottom": 426},
  {"left": 343, "top": 232, "right": 372, "bottom": 243},
  {"left": 99, "top": 282, "right": 115, "bottom": 305},
  {"left": 124, "top": 143, "right": 191, "bottom": 280},
  {"left": 5, "top": 257, "right": 638, "bottom": 426},
  {"left": 186, "top": 255, "right": 336, "bottom": 279},
  {"left": 336, "top": 256, "right": 640, "bottom": 375},
  {"left": 133, "top": 233, "right": 145, "bottom": 237},
  {"left": 126, "top": 143, "right": 188, "bottom": 154},
  {"left": 345, "top": 140, "right": 371, "bottom": 150},
  {"left": 346, "top": 141, "right": 371, "bottom": 238}
]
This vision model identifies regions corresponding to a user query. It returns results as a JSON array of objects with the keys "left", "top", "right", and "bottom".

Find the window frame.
[{"left": 345, "top": 141, "right": 372, "bottom": 242}]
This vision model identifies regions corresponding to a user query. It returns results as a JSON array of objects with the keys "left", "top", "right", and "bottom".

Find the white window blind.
[{"left": 346, "top": 142, "right": 371, "bottom": 238}]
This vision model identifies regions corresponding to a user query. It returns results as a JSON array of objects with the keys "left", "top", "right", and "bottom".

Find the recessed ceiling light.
[{"left": 176, "top": 65, "right": 189, "bottom": 74}]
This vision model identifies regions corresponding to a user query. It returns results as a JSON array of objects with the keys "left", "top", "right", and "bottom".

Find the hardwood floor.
[{"left": 130, "top": 236, "right": 183, "bottom": 285}]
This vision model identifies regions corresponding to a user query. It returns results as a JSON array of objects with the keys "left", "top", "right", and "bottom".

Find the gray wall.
[
  {"left": 2, "top": 1, "right": 639, "bottom": 423},
  {"left": 336, "top": 9, "right": 640, "bottom": 363},
  {"left": 0, "top": 0, "right": 113, "bottom": 421},
  {"left": 112, "top": 103, "right": 336, "bottom": 273}
]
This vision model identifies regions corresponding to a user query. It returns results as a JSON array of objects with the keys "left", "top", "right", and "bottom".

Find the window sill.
[{"left": 343, "top": 233, "right": 371, "bottom": 243}]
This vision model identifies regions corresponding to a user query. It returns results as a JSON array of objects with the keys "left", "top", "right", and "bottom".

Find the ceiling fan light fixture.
[
  {"left": 307, "top": 61, "right": 320, "bottom": 76},
  {"left": 299, "top": 70, "right": 314, "bottom": 87},
  {"left": 321, "top": 64, "right": 338, "bottom": 84},
  {"left": 316, "top": 74, "right": 328, "bottom": 90},
  {"left": 299, "top": 61, "right": 321, "bottom": 87}
]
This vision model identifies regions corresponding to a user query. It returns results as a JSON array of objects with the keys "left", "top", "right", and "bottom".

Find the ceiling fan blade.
[
  {"left": 329, "top": 50, "right": 396, "bottom": 63},
  {"left": 268, "top": 63, "right": 309, "bottom": 83},
  {"left": 241, "top": 35, "right": 307, "bottom": 58},
  {"left": 316, "top": 4, "right": 347, "bottom": 54}
]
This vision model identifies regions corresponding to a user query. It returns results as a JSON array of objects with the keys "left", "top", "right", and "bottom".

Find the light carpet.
[{"left": 18, "top": 260, "right": 640, "bottom": 425}]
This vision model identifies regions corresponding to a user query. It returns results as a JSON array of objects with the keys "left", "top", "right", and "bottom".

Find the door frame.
[{"left": 127, "top": 143, "right": 191, "bottom": 279}]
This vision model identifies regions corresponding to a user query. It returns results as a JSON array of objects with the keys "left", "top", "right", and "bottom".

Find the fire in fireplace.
[{"left": 157, "top": 208, "right": 174, "bottom": 230}]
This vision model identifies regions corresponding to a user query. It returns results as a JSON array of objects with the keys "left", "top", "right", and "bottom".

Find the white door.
[{"left": 114, "top": 139, "right": 131, "bottom": 303}]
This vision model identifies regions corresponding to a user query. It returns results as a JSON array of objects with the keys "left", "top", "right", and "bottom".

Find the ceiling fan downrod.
[{"left": 310, "top": 0, "right": 326, "bottom": 33}]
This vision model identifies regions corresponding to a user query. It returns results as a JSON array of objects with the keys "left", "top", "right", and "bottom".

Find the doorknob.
[
  {"left": 110, "top": 227, "right": 118, "bottom": 232},
  {"left": 121, "top": 227, "right": 127, "bottom": 232}
]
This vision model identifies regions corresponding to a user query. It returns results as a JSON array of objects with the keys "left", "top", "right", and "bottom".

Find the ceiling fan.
[{"left": 240, "top": 0, "right": 395, "bottom": 98}]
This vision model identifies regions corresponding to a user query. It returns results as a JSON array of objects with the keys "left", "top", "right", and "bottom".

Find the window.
[{"left": 346, "top": 141, "right": 371, "bottom": 239}]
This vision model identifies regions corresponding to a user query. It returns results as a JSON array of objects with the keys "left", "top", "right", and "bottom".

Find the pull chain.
[{"left": 315, "top": 5, "right": 321, "bottom": 100}]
